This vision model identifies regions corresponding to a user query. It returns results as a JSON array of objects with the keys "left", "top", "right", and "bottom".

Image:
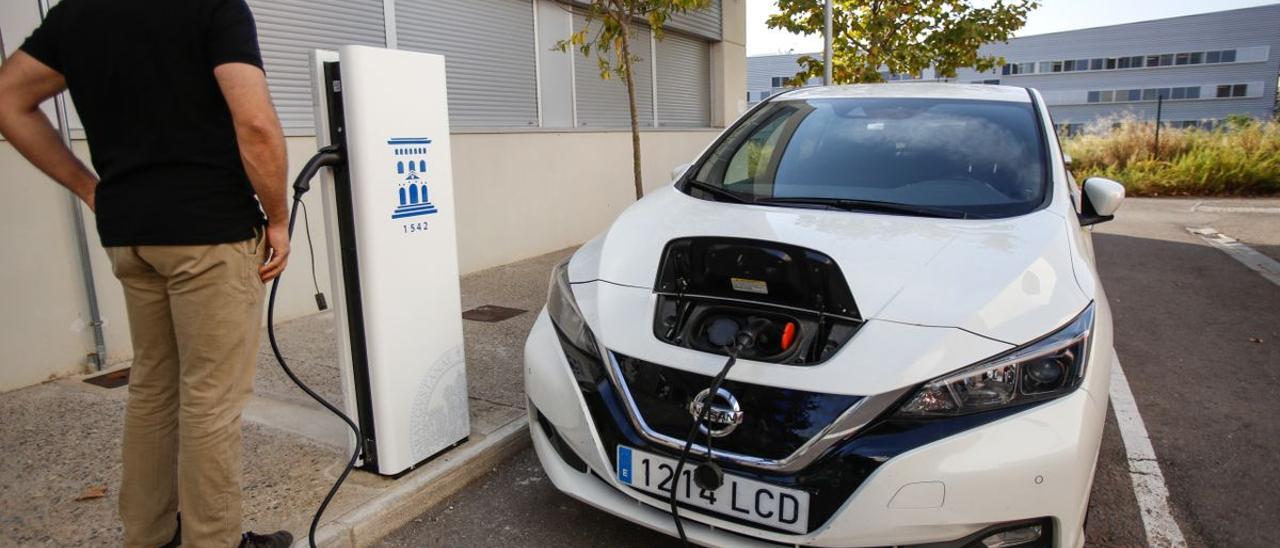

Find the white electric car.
[{"left": 524, "top": 84, "right": 1124, "bottom": 547}]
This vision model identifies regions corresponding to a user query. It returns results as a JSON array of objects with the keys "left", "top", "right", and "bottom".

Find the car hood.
[{"left": 571, "top": 186, "right": 1090, "bottom": 346}]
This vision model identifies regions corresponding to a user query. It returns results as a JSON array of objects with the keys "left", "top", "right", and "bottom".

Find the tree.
[
  {"left": 768, "top": 0, "right": 1038, "bottom": 85},
  {"left": 559, "top": 0, "right": 711, "bottom": 200}
]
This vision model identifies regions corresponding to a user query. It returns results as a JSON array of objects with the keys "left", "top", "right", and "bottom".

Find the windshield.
[{"left": 685, "top": 97, "right": 1049, "bottom": 218}]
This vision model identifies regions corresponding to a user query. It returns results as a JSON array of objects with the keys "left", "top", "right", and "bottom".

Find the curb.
[{"left": 300, "top": 416, "right": 531, "bottom": 547}]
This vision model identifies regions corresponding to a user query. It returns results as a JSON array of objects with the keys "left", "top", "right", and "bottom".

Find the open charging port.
[{"left": 653, "top": 237, "right": 863, "bottom": 365}]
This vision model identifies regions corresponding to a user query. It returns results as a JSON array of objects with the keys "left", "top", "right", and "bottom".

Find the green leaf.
[{"left": 767, "top": 0, "right": 1038, "bottom": 84}]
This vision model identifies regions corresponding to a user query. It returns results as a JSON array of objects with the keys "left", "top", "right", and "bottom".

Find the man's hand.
[{"left": 259, "top": 222, "right": 290, "bottom": 283}]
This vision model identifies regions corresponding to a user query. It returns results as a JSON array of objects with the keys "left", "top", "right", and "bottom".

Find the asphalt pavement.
[{"left": 379, "top": 198, "right": 1280, "bottom": 548}]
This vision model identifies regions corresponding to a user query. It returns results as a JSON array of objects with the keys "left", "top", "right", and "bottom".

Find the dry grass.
[{"left": 1061, "top": 116, "right": 1280, "bottom": 196}]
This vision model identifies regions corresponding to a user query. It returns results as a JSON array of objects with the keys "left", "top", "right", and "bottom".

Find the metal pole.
[
  {"left": 823, "top": 0, "right": 833, "bottom": 85},
  {"left": 38, "top": 0, "right": 107, "bottom": 371},
  {"left": 1154, "top": 94, "right": 1163, "bottom": 159}
]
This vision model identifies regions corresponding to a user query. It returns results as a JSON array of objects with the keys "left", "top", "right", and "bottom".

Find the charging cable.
[
  {"left": 264, "top": 145, "right": 360, "bottom": 547},
  {"left": 668, "top": 325, "right": 764, "bottom": 545}
]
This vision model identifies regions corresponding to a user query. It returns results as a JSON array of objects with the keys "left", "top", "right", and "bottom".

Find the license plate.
[{"left": 615, "top": 445, "right": 810, "bottom": 534}]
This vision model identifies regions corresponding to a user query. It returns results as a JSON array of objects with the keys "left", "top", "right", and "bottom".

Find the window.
[
  {"left": 1159, "top": 54, "right": 1174, "bottom": 66},
  {"left": 1142, "top": 89, "right": 1157, "bottom": 101},
  {"left": 1100, "top": 90, "right": 1114, "bottom": 102},
  {"left": 1221, "top": 49, "right": 1236, "bottom": 62},
  {"left": 1051, "top": 61, "right": 1063, "bottom": 72},
  {"left": 1090, "top": 58, "right": 1104, "bottom": 70},
  {"left": 574, "top": 13, "right": 653, "bottom": 127},
  {"left": 771, "top": 76, "right": 789, "bottom": 88},
  {"left": 1217, "top": 85, "right": 1231, "bottom": 98},
  {"left": 1131, "top": 56, "right": 1145, "bottom": 67},
  {"left": 690, "top": 98, "right": 1049, "bottom": 219},
  {"left": 656, "top": 32, "right": 712, "bottom": 127},
  {"left": 1232, "top": 84, "right": 1247, "bottom": 97},
  {"left": 1075, "top": 59, "right": 1089, "bottom": 70},
  {"left": 1020, "top": 62, "right": 1036, "bottom": 74},
  {"left": 1002, "top": 64, "right": 1012, "bottom": 75},
  {"left": 1087, "top": 91, "right": 1100, "bottom": 103},
  {"left": 1146, "top": 55, "right": 1160, "bottom": 67},
  {"left": 1106, "top": 58, "right": 1117, "bottom": 69},
  {"left": 399, "top": 0, "right": 539, "bottom": 128},
  {"left": 250, "top": 0, "right": 387, "bottom": 131},
  {"left": 1190, "top": 52, "right": 1202, "bottom": 64},
  {"left": 1172, "top": 87, "right": 1186, "bottom": 100},
  {"left": 1206, "top": 50, "right": 1220, "bottom": 63},
  {"left": 1186, "top": 86, "right": 1200, "bottom": 99},
  {"left": 1175, "top": 53, "right": 1189, "bottom": 65},
  {"left": 1118, "top": 57, "right": 1131, "bottom": 69},
  {"left": 1128, "top": 89, "right": 1141, "bottom": 101},
  {"left": 720, "top": 111, "right": 790, "bottom": 189},
  {"left": 1063, "top": 60, "right": 1075, "bottom": 71}
]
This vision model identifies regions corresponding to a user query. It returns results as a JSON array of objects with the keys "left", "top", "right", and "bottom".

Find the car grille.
[{"left": 614, "top": 353, "right": 862, "bottom": 460}]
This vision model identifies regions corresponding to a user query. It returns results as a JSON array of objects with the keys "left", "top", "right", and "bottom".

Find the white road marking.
[
  {"left": 1187, "top": 227, "right": 1280, "bottom": 287},
  {"left": 1110, "top": 361, "right": 1188, "bottom": 548},
  {"left": 1190, "top": 202, "right": 1280, "bottom": 214}
]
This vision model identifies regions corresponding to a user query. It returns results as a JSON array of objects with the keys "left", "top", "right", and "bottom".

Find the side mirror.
[
  {"left": 671, "top": 162, "right": 693, "bottom": 182},
  {"left": 1079, "top": 177, "right": 1125, "bottom": 226}
]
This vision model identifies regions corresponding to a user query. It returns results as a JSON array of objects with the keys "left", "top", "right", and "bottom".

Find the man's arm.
[
  {"left": 0, "top": 51, "right": 98, "bottom": 211},
  {"left": 214, "top": 62, "right": 289, "bottom": 282}
]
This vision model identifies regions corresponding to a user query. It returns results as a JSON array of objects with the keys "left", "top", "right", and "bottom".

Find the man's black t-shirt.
[{"left": 21, "top": 0, "right": 268, "bottom": 246}]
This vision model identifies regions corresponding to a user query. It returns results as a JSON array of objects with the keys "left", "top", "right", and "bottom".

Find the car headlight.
[
  {"left": 547, "top": 259, "right": 599, "bottom": 355},
  {"left": 896, "top": 303, "right": 1095, "bottom": 417}
]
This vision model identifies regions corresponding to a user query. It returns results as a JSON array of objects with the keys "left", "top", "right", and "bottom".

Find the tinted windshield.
[{"left": 687, "top": 97, "right": 1049, "bottom": 218}]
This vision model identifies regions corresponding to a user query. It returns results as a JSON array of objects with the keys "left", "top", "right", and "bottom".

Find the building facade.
[
  {"left": 0, "top": 0, "right": 746, "bottom": 391},
  {"left": 749, "top": 4, "right": 1280, "bottom": 132}
]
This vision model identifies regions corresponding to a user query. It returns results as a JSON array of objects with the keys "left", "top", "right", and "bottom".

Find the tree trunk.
[{"left": 618, "top": 21, "right": 645, "bottom": 201}]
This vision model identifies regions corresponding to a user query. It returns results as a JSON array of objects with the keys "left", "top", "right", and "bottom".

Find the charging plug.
[{"left": 315, "top": 292, "right": 328, "bottom": 311}]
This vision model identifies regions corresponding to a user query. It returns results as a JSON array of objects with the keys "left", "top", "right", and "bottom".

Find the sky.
[{"left": 746, "top": 0, "right": 1280, "bottom": 56}]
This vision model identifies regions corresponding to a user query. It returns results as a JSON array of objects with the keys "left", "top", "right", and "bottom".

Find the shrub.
[{"left": 1060, "top": 115, "right": 1280, "bottom": 196}]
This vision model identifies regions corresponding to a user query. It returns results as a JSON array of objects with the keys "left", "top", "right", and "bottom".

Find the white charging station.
[{"left": 309, "top": 46, "right": 470, "bottom": 476}]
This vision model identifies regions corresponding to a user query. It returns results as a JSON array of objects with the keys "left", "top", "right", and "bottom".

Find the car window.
[
  {"left": 687, "top": 97, "right": 1049, "bottom": 218},
  {"left": 723, "top": 111, "right": 790, "bottom": 189}
]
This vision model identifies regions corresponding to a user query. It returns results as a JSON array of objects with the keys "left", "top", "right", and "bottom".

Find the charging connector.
[
  {"left": 668, "top": 323, "right": 767, "bottom": 545},
  {"left": 266, "top": 144, "right": 355, "bottom": 548}
]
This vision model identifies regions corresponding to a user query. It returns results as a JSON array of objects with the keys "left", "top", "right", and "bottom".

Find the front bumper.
[{"left": 525, "top": 310, "right": 1110, "bottom": 547}]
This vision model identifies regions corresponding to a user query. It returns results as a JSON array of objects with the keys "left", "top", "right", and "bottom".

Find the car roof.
[{"left": 777, "top": 83, "right": 1033, "bottom": 103}]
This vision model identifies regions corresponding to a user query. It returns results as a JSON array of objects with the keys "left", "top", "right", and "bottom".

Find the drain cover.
[
  {"left": 84, "top": 368, "right": 130, "bottom": 389},
  {"left": 462, "top": 305, "right": 527, "bottom": 323}
]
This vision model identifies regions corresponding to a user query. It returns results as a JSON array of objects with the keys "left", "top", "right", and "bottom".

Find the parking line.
[
  {"left": 1109, "top": 361, "right": 1188, "bottom": 547},
  {"left": 1186, "top": 227, "right": 1280, "bottom": 287}
]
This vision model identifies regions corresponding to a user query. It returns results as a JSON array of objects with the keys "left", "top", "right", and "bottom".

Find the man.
[{"left": 0, "top": 1, "right": 293, "bottom": 546}]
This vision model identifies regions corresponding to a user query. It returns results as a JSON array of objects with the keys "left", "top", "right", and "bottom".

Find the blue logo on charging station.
[{"left": 389, "top": 137, "right": 438, "bottom": 220}]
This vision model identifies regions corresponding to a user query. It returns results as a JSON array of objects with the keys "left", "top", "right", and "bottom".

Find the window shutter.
[
  {"left": 656, "top": 33, "right": 710, "bottom": 127},
  {"left": 665, "top": 1, "right": 721, "bottom": 41},
  {"left": 247, "top": 0, "right": 386, "bottom": 132},
  {"left": 573, "top": 13, "right": 654, "bottom": 128},
  {"left": 395, "top": 0, "right": 539, "bottom": 128}
]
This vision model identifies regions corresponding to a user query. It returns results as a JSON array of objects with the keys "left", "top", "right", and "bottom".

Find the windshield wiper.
[
  {"left": 683, "top": 180, "right": 750, "bottom": 204},
  {"left": 754, "top": 197, "right": 971, "bottom": 219}
]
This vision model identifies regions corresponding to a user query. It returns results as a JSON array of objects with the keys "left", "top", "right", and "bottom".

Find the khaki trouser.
[{"left": 107, "top": 232, "right": 267, "bottom": 548}]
